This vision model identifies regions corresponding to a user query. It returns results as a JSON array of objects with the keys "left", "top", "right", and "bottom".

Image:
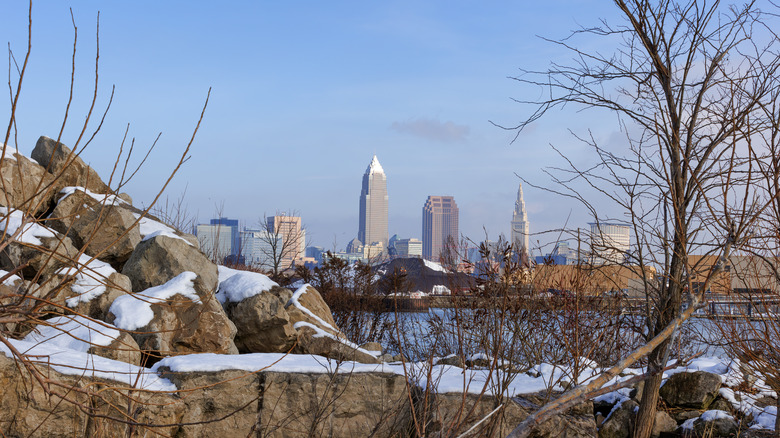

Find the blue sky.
[{"left": 2, "top": 1, "right": 625, "bottom": 254}]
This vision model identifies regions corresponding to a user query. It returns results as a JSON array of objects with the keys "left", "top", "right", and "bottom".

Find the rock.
[
  {"left": 117, "top": 193, "right": 132, "bottom": 205},
  {"left": 87, "top": 330, "right": 142, "bottom": 365},
  {"left": 0, "top": 149, "right": 56, "bottom": 216},
  {"left": 0, "top": 216, "right": 80, "bottom": 280},
  {"left": 432, "top": 391, "right": 596, "bottom": 438},
  {"left": 659, "top": 371, "right": 722, "bottom": 409},
  {"left": 466, "top": 356, "right": 491, "bottom": 368},
  {"left": 599, "top": 400, "right": 637, "bottom": 438},
  {"left": 675, "top": 410, "right": 703, "bottom": 423},
  {"left": 48, "top": 188, "right": 141, "bottom": 269},
  {"left": 295, "top": 324, "right": 379, "bottom": 364},
  {"left": 224, "top": 286, "right": 298, "bottom": 353},
  {"left": 108, "top": 272, "right": 238, "bottom": 358},
  {"left": 61, "top": 271, "right": 131, "bottom": 321},
  {"left": 709, "top": 396, "right": 733, "bottom": 413},
  {"left": 692, "top": 411, "right": 739, "bottom": 437},
  {"left": 359, "top": 341, "right": 383, "bottom": 354},
  {"left": 256, "top": 371, "right": 412, "bottom": 437},
  {"left": 437, "top": 355, "right": 466, "bottom": 368},
  {"left": 122, "top": 234, "right": 218, "bottom": 294},
  {"left": 652, "top": 410, "right": 677, "bottom": 438},
  {"left": 31, "top": 136, "right": 111, "bottom": 196},
  {"left": 284, "top": 284, "right": 339, "bottom": 334}
]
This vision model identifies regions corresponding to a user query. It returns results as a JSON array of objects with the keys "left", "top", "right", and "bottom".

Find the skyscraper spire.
[
  {"left": 358, "top": 155, "right": 389, "bottom": 249},
  {"left": 511, "top": 182, "right": 530, "bottom": 255}
]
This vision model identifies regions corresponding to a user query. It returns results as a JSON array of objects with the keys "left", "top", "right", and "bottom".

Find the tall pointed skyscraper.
[
  {"left": 358, "top": 155, "right": 388, "bottom": 248},
  {"left": 511, "top": 183, "right": 530, "bottom": 254}
]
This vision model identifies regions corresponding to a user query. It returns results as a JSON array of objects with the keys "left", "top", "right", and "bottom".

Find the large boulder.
[
  {"left": 47, "top": 188, "right": 141, "bottom": 269},
  {"left": 122, "top": 234, "right": 217, "bottom": 294},
  {"left": 432, "top": 391, "right": 596, "bottom": 438},
  {"left": 686, "top": 410, "right": 740, "bottom": 437},
  {"left": 224, "top": 285, "right": 298, "bottom": 353},
  {"left": 660, "top": 371, "right": 722, "bottom": 409},
  {"left": 0, "top": 147, "right": 56, "bottom": 216},
  {"left": 31, "top": 136, "right": 111, "bottom": 197},
  {"left": 598, "top": 400, "right": 637, "bottom": 438},
  {"left": 108, "top": 272, "right": 237, "bottom": 358}
]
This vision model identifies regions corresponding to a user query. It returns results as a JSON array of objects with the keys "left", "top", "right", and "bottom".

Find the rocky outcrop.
[{"left": 659, "top": 371, "right": 722, "bottom": 409}]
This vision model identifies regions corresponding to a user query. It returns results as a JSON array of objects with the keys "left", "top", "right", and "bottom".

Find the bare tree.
[
  {"left": 502, "top": 1, "right": 780, "bottom": 437},
  {"left": 245, "top": 211, "right": 305, "bottom": 283}
]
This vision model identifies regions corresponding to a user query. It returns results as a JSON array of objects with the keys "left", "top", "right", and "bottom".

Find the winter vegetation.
[{"left": 2, "top": 1, "right": 780, "bottom": 438}]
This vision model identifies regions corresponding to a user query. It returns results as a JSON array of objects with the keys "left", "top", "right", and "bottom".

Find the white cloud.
[{"left": 391, "top": 118, "right": 470, "bottom": 143}]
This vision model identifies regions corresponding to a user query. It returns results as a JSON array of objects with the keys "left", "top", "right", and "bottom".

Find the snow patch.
[
  {"left": 0, "top": 208, "right": 57, "bottom": 245},
  {"left": 132, "top": 213, "right": 192, "bottom": 246},
  {"left": 288, "top": 284, "right": 337, "bottom": 332},
  {"left": 23, "top": 315, "right": 120, "bottom": 353},
  {"left": 109, "top": 272, "right": 201, "bottom": 330},
  {"left": 0, "top": 269, "right": 22, "bottom": 286},
  {"left": 58, "top": 186, "right": 126, "bottom": 207},
  {"left": 215, "top": 266, "right": 278, "bottom": 304},
  {"left": 424, "top": 259, "right": 447, "bottom": 273},
  {"left": 293, "top": 321, "right": 378, "bottom": 358},
  {"left": 0, "top": 338, "right": 174, "bottom": 391},
  {"left": 152, "top": 352, "right": 396, "bottom": 375},
  {"left": 58, "top": 254, "right": 118, "bottom": 307}
]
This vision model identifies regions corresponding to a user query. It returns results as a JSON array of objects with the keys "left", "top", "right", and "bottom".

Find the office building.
[
  {"left": 394, "top": 238, "right": 423, "bottom": 258},
  {"left": 358, "top": 155, "right": 389, "bottom": 249},
  {"left": 589, "top": 222, "right": 630, "bottom": 264},
  {"left": 196, "top": 217, "right": 240, "bottom": 260},
  {"left": 510, "top": 183, "right": 530, "bottom": 255},
  {"left": 266, "top": 215, "right": 306, "bottom": 267},
  {"left": 422, "top": 196, "right": 459, "bottom": 261}
]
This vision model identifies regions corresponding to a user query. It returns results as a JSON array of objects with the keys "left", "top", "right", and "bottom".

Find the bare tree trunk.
[{"left": 633, "top": 370, "right": 662, "bottom": 438}]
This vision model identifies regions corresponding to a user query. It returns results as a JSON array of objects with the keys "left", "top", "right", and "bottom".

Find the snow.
[
  {"left": 58, "top": 186, "right": 127, "bottom": 207},
  {"left": 0, "top": 144, "right": 37, "bottom": 164},
  {"left": 424, "top": 259, "right": 448, "bottom": 273},
  {"left": 132, "top": 212, "right": 193, "bottom": 246},
  {"left": 58, "top": 253, "right": 118, "bottom": 307},
  {"left": 288, "top": 284, "right": 337, "bottom": 332},
  {"left": 215, "top": 266, "right": 278, "bottom": 304},
  {"left": 23, "top": 315, "right": 120, "bottom": 352},
  {"left": 153, "top": 352, "right": 396, "bottom": 374},
  {"left": 0, "top": 207, "right": 57, "bottom": 245},
  {"left": 0, "top": 269, "right": 22, "bottom": 286},
  {"left": 109, "top": 271, "right": 201, "bottom": 330},
  {"left": 700, "top": 409, "right": 733, "bottom": 421},
  {"left": 294, "top": 321, "right": 379, "bottom": 358},
  {"left": 0, "top": 338, "right": 175, "bottom": 391}
]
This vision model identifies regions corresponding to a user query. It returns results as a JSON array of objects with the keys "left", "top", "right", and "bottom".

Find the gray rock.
[
  {"left": 659, "top": 371, "right": 722, "bottom": 409},
  {"left": 122, "top": 234, "right": 218, "bottom": 294},
  {"left": 0, "top": 220, "right": 80, "bottom": 280},
  {"left": 0, "top": 150, "right": 56, "bottom": 216},
  {"left": 48, "top": 189, "right": 141, "bottom": 269},
  {"left": 31, "top": 136, "right": 111, "bottom": 196},
  {"left": 599, "top": 400, "right": 637, "bottom": 438},
  {"left": 224, "top": 286, "right": 298, "bottom": 353},
  {"left": 437, "top": 355, "right": 466, "bottom": 368},
  {"left": 692, "top": 412, "right": 739, "bottom": 437},
  {"left": 652, "top": 410, "right": 677, "bottom": 438}
]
